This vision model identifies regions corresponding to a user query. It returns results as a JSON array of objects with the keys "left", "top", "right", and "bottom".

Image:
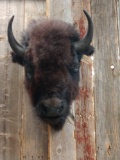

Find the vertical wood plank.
[
  {"left": 46, "top": 0, "right": 73, "bottom": 23},
  {"left": 24, "top": 0, "right": 46, "bottom": 26},
  {"left": 21, "top": 1, "right": 48, "bottom": 160},
  {"left": 72, "top": 1, "right": 96, "bottom": 159},
  {"left": 92, "top": 0, "right": 120, "bottom": 159},
  {"left": 46, "top": 0, "right": 76, "bottom": 160},
  {"left": 0, "top": 0, "right": 25, "bottom": 160}
]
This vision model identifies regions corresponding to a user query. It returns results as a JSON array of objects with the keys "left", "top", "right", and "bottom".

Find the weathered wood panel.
[
  {"left": 46, "top": 0, "right": 73, "bottom": 23},
  {"left": 21, "top": 1, "right": 48, "bottom": 160},
  {"left": 0, "top": 1, "right": 48, "bottom": 160},
  {"left": 46, "top": 1, "right": 96, "bottom": 160},
  {"left": 92, "top": 0, "right": 120, "bottom": 159},
  {"left": 0, "top": 0, "right": 24, "bottom": 160},
  {"left": 72, "top": 1, "right": 96, "bottom": 160},
  {"left": 0, "top": 1, "right": 97, "bottom": 160},
  {"left": 0, "top": 0, "right": 96, "bottom": 160},
  {"left": 46, "top": 1, "right": 76, "bottom": 160},
  {"left": 0, "top": 3, "right": 8, "bottom": 157}
]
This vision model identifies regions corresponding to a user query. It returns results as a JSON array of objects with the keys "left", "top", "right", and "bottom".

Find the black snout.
[{"left": 40, "top": 98, "right": 65, "bottom": 117}]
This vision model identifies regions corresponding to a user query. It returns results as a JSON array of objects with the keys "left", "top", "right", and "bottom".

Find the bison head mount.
[{"left": 7, "top": 10, "right": 94, "bottom": 130}]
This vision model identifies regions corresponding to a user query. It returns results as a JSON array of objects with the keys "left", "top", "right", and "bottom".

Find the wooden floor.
[{"left": 0, "top": 0, "right": 120, "bottom": 160}]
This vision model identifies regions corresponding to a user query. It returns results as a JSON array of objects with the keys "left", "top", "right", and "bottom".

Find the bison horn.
[
  {"left": 7, "top": 16, "right": 26, "bottom": 57},
  {"left": 74, "top": 10, "right": 93, "bottom": 52}
]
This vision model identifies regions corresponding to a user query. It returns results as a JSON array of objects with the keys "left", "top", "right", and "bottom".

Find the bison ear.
[
  {"left": 10, "top": 51, "right": 24, "bottom": 66},
  {"left": 84, "top": 45, "right": 94, "bottom": 56}
]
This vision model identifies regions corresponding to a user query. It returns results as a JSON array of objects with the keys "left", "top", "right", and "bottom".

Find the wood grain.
[
  {"left": 0, "top": 0, "right": 25, "bottom": 160},
  {"left": 21, "top": 1, "right": 48, "bottom": 160},
  {"left": 46, "top": 0, "right": 73, "bottom": 23},
  {"left": 0, "top": 1, "right": 48, "bottom": 160},
  {"left": 72, "top": 1, "right": 96, "bottom": 160},
  {"left": 91, "top": 0, "right": 120, "bottom": 159},
  {"left": 46, "top": 0, "right": 76, "bottom": 160}
]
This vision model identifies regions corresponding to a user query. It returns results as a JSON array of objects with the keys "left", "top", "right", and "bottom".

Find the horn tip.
[
  {"left": 9, "top": 15, "right": 15, "bottom": 23},
  {"left": 11, "top": 15, "right": 15, "bottom": 20},
  {"left": 83, "top": 10, "right": 86, "bottom": 13},
  {"left": 83, "top": 10, "right": 89, "bottom": 16}
]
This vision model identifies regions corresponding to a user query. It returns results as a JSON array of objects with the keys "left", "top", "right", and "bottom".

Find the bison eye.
[
  {"left": 70, "top": 63, "right": 80, "bottom": 73},
  {"left": 74, "top": 64, "right": 80, "bottom": 72},
  {"left": 25, "top": 65, "right": 34, "bottom": 81},
  {"left": 26, "top": 72, "right": 33, "bottom": 80}
]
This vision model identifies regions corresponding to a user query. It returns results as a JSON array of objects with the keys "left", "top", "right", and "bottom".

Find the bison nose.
[{"left": 40, "top": 98, "right": 64, "bottom": 117}]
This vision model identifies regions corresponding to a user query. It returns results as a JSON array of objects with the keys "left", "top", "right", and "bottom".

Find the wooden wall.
[
  {"left": 0, "top": 0, "right": 119, "bottom": 160},
  {"left": 92, "top": 0, "right": 120, "bottom": 159}
]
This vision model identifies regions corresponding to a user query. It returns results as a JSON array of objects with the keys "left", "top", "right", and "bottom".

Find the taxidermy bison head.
[{"left": 7, "top": 10, "right": 94, "bottom": 130}]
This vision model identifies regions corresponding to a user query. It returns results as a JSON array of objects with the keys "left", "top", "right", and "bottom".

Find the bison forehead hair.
[
  {"left": 24, "top": 19, "right": 80, "bottom": 67},
  {"left": 8, "top": 10, "right": 94, "bottom": 130}
]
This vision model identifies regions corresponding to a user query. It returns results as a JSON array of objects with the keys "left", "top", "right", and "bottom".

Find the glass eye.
[
  {"left": 74, "top": 64, "right": 80, "bottom": 72},
  {"left": 26, "top": 72, "right": 33, "bottom": 80},
  {"left": 25, "top": 65, "right": 34, "bottom": 80},
  {"left": 73, "top": 64, "right": 80, "bottom": 72},
  {"left": 69, "top": 63, "right": 80, "bottom": 73}
]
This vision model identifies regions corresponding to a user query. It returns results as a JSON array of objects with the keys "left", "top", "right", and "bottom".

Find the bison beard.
[{"left": 8, "top": 11, "right": 94, "bottom": 130}]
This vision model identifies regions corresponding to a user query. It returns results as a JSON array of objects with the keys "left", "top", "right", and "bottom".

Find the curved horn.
[
  {"left": 74, "top": 10, "right": 93, "bottom": 52},
  {"left": 7, "top": 16, "right": 26, "bottom": 57}
]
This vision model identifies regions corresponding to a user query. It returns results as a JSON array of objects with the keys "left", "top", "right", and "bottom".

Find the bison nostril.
[
  {"left": 40, "top": 102, "right": 52, "bottom": 115},
  {"left": 40, "top": 99, "right": 65, "bottom": 117},
  {"left": 57, "top": 105, "right": 63, "bottom": 113},
  {"left": 41, "top": 105, "right": 48, "bottom": 114}
]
